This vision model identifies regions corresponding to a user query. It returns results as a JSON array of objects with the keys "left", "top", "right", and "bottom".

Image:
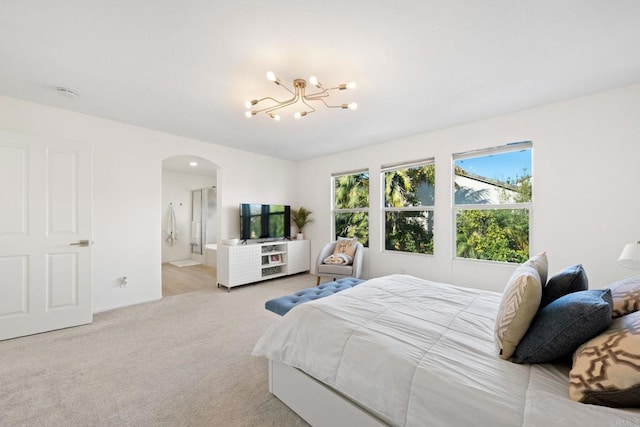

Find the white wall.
[
  {"left": 2, "top": 84, "right": 638, "bottom": 312},
  {"left": 0, "top": 94, "right": 297, "bottom": 312},
  {"left": 297, "top": 84, "right": 640, "bottom": 292},
  {"left": 161, "top": 170, "right": 216, "bottom": 263}
]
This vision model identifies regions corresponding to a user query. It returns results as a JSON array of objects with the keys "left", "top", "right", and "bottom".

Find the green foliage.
[
  {"left": 291, "top": 207, "right": 313, "bottom": 233},
  {"left": 499, "top": 170, "right": 532, "bottom": 204},
  {"left": 383, "top": 164, "right": 435, "bottom": 254},
  {"left": 334, "top": 173, "right": 370, "bottom": 246},
  {"left": 334, "top": 162, "right": 530, "bottom": 262},
  {"left": 334, "top": 173, "right": 369, "bottom": 209},
  {"left": 455, "top": 209, "right": 529, "bottom": 263},
  {"left": 335, "top": 212, "right": 369, "bottom": 246},
  {"left": 385, "top": 211, "right": 433, "bottom": 254}
]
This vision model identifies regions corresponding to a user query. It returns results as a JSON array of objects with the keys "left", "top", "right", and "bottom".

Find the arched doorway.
[{"left": 161, "top": 155, "right": 219, "bottom": 296}]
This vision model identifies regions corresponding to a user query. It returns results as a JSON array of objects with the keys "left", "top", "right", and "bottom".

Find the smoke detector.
[{"left": 56, "top": 87, "right": 79, "bottom": 99}]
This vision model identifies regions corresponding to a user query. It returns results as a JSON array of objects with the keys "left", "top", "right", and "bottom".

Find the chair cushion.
[
  {"left": 317, "top": 263, "right": 355, "bottom": 276},
  {"left": 265, "top": 277, "right": 365, "bottom": 316}
]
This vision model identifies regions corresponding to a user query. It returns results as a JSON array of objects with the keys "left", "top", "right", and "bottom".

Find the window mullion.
[{"left": 454, "top": 203, "right": 531, "bottom": 211}]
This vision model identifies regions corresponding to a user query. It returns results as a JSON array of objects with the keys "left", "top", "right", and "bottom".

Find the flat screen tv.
[{"left": 240, "top": 203, "right": 291, "bottom": 241}]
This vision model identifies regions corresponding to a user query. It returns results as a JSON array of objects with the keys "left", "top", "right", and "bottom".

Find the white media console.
[{"left": 217, "top": 239, "right": 310, "bottom": 291}]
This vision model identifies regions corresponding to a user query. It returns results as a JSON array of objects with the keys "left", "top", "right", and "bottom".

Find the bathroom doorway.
[{"left": 161, "top": 155, "right": 219, "bottom": 296}]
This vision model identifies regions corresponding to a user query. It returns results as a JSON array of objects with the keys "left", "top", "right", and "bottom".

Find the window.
[
  {"left": 333, "top": 170, "right": 369, "bottom": 246},
  {"left": 382, "top": 160, "right": 435, "bottom": 254},
  {"left": 453, "top": 142, "right": 532, "bottom": 263}
]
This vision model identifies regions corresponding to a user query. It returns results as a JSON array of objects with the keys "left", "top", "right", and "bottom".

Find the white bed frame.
[{"left": 269, "top": 359, "right": 387, "bottom": 426}]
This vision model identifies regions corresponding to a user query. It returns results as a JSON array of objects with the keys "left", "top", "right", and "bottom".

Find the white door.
[{"left": 0, "top": 130, "right": 93, "bottom": 341}]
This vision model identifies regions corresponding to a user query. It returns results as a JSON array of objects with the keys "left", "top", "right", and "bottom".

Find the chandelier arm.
[
  {"left": 264, "top": 98, "right": 299, "bottom": 114},
  {"left": 278, "top": 82, "right": 296, "bottom": 96},
  {"left": 305, "top": 93, "right": 331, "bottom": 101},
  {"left": 251, "top": 94, "right": 298, "bottom": 114},
  {"left": 315, "top": 98, "right": 344, "bottom": 109},
  {"left": 303, "top": 88, "right": 330, "bottom": 99},
  {"left": 300, "top": 97, "right": 317, "bottom": 114},
  {"left": 254, "top": 96, "right": 286, "bottom": 105}
]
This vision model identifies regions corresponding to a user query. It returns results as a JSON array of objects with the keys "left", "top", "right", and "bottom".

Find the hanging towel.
[
  {"left": 165, "top": 205, "right": 177, "bottom": 246},
  {"left": 191, "top": 221, "right": 201, "bottom": 245}
]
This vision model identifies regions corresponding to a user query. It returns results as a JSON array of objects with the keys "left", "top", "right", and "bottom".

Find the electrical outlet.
[{"left": 119, "top": 276, "right": 128, "bottom": 288}]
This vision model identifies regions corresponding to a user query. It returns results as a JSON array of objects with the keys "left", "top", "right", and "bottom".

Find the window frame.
[
  {"left": 381, "top": 158, "right": 435, "bottom": 255},
  {"left": 452, "top": 141, "right": 533, "bottom": 263},
  {"left": 331, "top": 169, "right": 370, "bottom": 246}
]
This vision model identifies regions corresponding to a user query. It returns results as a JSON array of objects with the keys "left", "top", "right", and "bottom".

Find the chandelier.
[{"left": 244, "top": 71, "right": 357, "bottom": 121}]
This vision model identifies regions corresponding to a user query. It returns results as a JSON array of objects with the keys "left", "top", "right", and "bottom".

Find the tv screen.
[{"left": 240, "top": 204, "right": 291, "bottom": 241}]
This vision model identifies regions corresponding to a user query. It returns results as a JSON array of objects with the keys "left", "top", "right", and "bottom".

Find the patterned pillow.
[
  {"left": 570, "top": 310, "right": 640, "bottom": 407},
  {"left": 524, "top": 251, "right": 548, "bottom": 286},
  {"left": 608, "top": 276, "right": 640, "bottom": 318},
  {"left": 512, "top": 289, "right": 612, "bottom": 364},
  {"left": 494, "top": 263, "right": 542, "bottom": 360},
  {"left": 540, "top": 264, "right": 588, "bottom": 309},
  {"left": 333, "top": 237, "right": 358, "bottom": 259}
]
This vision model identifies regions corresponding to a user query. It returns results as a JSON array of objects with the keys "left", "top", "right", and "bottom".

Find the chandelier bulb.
[
  {"left": 309, "top": 76, "right": 319, "bottom": 87},
  {"left": 269, "top": 113, "right": 281, "bottom": 121},
  {"left": 346, "top": 81, "right": 357, "bottom": 90},
  {"left": 245, "top": 111, "right": 256, "bottom": 118},
  {"left": 294, "top": 111, "right": 308, "bottom": 119},
  {"left": 348, "top": 102, "right": 358, "bottom": 110},
  {"left": 266, "top": 71, "right": 281, "bottom": 85}
]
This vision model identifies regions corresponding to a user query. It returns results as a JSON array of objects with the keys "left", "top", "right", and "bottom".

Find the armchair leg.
[{"left": 316, "top": 276, "right": 321, "bottom": 285}]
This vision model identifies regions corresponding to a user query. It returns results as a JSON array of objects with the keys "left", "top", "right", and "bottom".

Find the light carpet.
[{"left": 0, "top": 275, "right": 315, "bottom": 426}]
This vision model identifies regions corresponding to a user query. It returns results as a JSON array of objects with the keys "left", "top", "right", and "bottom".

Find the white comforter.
[{"left": 253, "top": 274, "right": 640, "bottom": 426}]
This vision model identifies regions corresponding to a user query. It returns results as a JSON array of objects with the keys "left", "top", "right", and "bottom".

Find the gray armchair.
[{"left": 315, "top": 240, "right": 364, "bottom": 285}]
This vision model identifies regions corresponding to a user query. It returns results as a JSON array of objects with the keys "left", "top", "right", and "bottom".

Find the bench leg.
[{"left": 316, "top": 276, "right": 320, "bottom": 286}]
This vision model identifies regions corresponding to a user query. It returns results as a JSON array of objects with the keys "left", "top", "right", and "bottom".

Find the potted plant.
[{"left": 291, "top": 207, "right": 313, "bottom": 240}]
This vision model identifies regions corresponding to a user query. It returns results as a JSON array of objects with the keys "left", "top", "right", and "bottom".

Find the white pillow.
[
  {"left": 524, "top": 251, "right": 548, "bottom": 285},
  {"left": 494, "top": 262, "right": 543, "bottom": 359}
]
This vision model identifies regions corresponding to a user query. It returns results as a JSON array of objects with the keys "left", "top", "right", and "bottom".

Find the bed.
[{"left": 253, "top": 274, "right": 640, "bottom": 426}]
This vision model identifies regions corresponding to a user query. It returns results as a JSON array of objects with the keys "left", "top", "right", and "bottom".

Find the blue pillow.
[
  {"left": 512, "top": 289, "right": 612, "bottom": 364},
  {"left": 540, "top": 264, "right": 588, "bottom": 309}
]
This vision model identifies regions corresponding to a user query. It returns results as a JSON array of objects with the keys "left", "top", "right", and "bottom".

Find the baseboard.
[{"left": 93, "top": 296, "right": 163, "bottom": 314}]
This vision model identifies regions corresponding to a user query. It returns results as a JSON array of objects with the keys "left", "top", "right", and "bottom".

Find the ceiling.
[{"left": 1, "top": 1, "right": 639, "bottom": 162}]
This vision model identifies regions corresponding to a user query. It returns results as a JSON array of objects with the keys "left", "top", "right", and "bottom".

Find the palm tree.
[
  {"left": 334, "top": 173, "right": 369, "bottom": 245},
  {"left": 383, "top": 165, "right": 435, "bottom": 253}
]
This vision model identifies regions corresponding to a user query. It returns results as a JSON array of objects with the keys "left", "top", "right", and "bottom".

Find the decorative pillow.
[
  {"left": 333, "top": 237, "right": 358, "bottom": 259},
  {"left": 523, "top": 251, "right": 548, "bottom": 286},
  {"left": 512, "top": 289, "right": 612, "bottom": 364},
  {"left": 540, "top": 264, "right": 589, "bottom": 309},
  {"left": 323, "top": 253, "right": 353, "bottom": 265},
  {"left": 494, "top": 263, "right": 542, "bottom": 360},
  {"left": 570, "top": 310, "right": 640, "bottom": 407},
  {"left": 607, "top": 276, "right": 640, "bottom": 318}
]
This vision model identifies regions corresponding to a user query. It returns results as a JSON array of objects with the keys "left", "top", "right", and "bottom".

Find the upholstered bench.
[{"left": 265, "top": 277, "right": 365, "bottom": 316}]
